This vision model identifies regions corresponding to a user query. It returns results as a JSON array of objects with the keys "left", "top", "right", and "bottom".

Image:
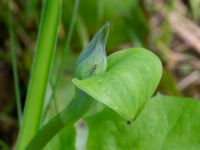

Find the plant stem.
[
  {"left": 16, "top": 0, "right": 62, "bottom": 149},
  {"left": 26, "top": 90, "right": 93, "bottom": 150},
  {"left": 8, "top": 0, "right": 22, "bottom": 127},
  {"left": 49, "top": 0, "right": 80, "bottom": 107},
  {"left": 26, "top": 22, "right": 109, "bottom": 149}
]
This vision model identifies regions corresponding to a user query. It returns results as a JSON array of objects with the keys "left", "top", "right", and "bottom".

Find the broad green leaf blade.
[
  {"left": 86, "top": 95, "right": 200, "bottom": 150},
  {"left": 73, "top": 48, "right": 162, "bottom": 120}
]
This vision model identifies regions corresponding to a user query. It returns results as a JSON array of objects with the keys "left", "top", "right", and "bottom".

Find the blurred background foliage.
[{"left": 0, "top": 0, "right": 200, "bottom": 149}]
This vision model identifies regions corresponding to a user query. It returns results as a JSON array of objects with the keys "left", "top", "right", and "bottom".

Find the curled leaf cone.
[{"left": 75, "top": 23, "right": 109, "bottom": 79}]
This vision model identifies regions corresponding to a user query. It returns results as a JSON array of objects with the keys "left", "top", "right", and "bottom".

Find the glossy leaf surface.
[
  {"left": 86, "top": 95, "right": 200, "bottom": 150},
  {"left": 73, "top": 48, "right": 162, "bottom": 120}
]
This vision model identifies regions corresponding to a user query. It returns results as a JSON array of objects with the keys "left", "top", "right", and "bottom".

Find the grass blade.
[
  {"left": 49, "top": 0, "right": 80, "bottom": 108},
  {"left": 16, "top": 0, "right": 62, "bottom": 149},
  {"left": 0, "top": 140, "right": 10, "bottom": 150},
  {"left": 8, "top": 0, "right": 22, "bottom": 127}
]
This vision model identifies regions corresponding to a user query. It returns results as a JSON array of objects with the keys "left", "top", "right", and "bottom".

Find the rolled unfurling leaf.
[
  {"left": 73, "top": 48, "right": 162, "bottom": 120},
  {"left": 75, "top": 23, "right": 109, "bottom": 79}
]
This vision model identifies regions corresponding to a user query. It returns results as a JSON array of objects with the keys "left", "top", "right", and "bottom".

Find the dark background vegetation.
[{"left": 0, "top": 0, "right": 200, "bottom": 148}]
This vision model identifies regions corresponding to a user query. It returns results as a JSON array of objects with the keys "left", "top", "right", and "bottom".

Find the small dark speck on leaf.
[{"left": 127, "top": 120, "right": 132, "bottom": 125}]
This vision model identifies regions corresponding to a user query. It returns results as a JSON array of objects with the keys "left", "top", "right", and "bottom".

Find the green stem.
[
  {"left": 26, "top": 89, "right": 93, "bottom": 150},
  {"left": 16, "top": 0, "right": 62, "bottom": 149},
  {"left": 26, "top": 22, "right": 109, "bottom": 149},
  {"left": 49, "top": 0, "right": 80, "bottom": 107},
  {"left": 8, "top": 0, "right": 22, "bottom": 127}
]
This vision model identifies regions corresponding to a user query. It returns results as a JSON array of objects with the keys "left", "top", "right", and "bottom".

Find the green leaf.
[
  {"left": 86, "top": 95, "right": 200, "bottom": 150},
  {"left": 73, "top": 48, "right": 162, "bottom": 120},
  {"left": 190, "top": 0, "right": 200, "bottom": 21},
  {"left": 159, "top": 67, "right": 180, "bottom": 96},
  {"left": 125, "top": 0, "right": 150, "bottom": 47}
]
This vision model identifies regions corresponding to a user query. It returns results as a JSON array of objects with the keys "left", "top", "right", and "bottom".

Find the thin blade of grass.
[
  {"left": 16, "top": 0, "right": 62, "bottom": 149},
  {"left": 0, "top": 140, "right": 10, "bottom": 150},
  {"left": 8, "top": 0, "right": 22, "bottom": 127},
  {"left": 49, "top": 0, "right": 80, "bottom": 111},
  {"left": 189, "top": 0, "right": 200, "bottom": 21}
]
